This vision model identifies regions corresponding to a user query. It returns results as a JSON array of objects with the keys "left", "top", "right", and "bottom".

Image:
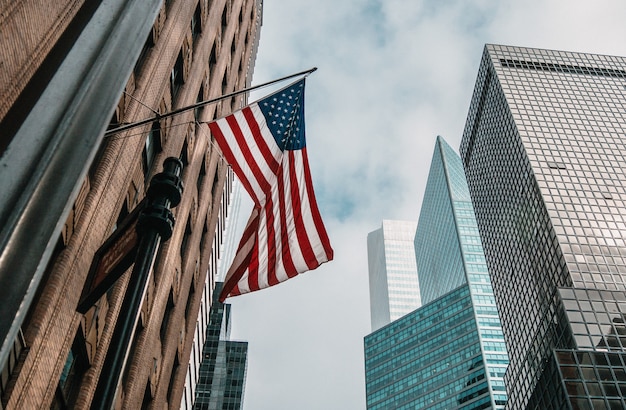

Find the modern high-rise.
[
  {"left": 460, "top": 44, "right": 626, "bottom": 409},
  {"left": 0, "top": 1, "right": 261, "bottom": 408},
  {"left": 181, "top": 180, "right": 244, "bottom": 408},
  {"left": 364, "top": 137, "right": 508, "bottom": 409},
  {"left": 367, "top": 220, "right": 420, "bottom": 331},
  {"left": 192, "top": 283, "right": 248, "bottom": 409}
]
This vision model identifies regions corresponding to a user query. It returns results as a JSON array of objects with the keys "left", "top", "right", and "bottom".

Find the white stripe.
[
  {"left": 293, "top": 151, "right": 329, "bottom": 264},
  {"left": 270, "top": 177, "right": 289, "bottom": 284},
  {"left": 255, "top": 204, "right": 270, "bottom": 289},
  {"left": 281, "top": 153, "right": 308, "bottom": 272},
  {"left": 216, "top": 106, "right": 281, "bottom": 203}
]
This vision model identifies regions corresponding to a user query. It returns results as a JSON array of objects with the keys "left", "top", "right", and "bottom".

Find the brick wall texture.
[{"left": 0, "top": 0, "right": 261, "bottom": 408}]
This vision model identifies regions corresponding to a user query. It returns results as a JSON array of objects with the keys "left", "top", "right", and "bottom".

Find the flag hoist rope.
[{"left": 104, "top": 67, "right": 318, "bottom": 137}]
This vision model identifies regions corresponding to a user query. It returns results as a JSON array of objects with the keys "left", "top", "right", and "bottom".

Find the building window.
[
  {"left": 143, "top": 121, "right": 161, "bottom": 178},
  {"left": 195, "top": 85, "right": 204, "bottom": 122},
  {"left": 167, "top": 354, "right": 180, "bottom": 402},
  {"left": 196, "top": 157, "right": 206, "bottom": 196},
  {"left": 191, "top": 3, "right": 202, "bottom": 41},
  {"left": 141, "top": 382, "right": 152, "bottom": 410},
  {"left": 51, "top": 330, "right": 89, "bottom": 410},
  {"left": 181, "top": 218, "right": 192, "bottom": 261},
  {"left": 179, "top": 140, "right": 189, "bottom": 169},
  {"left": 171, "top": 50, "right": 185, "bottom": 101},
  {"left": 160, "top": 292, "right": 175, "bottom": 345},
  {"left": 209, "top": 42, "right": 217, "bottom": 69},
  {"left": 134, "top": 31, "right": 154, "bottom": 78}
]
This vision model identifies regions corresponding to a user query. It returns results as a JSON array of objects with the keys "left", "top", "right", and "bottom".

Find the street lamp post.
[{"left": 92, "top": 157, "right": 183, "bottom": 409}]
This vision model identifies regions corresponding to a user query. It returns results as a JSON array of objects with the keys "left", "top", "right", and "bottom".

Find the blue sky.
[{"left": 227, "top": 1, "right": 626, "bottom": 409}]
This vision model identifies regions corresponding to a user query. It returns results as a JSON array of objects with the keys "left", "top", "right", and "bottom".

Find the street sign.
[{"left": 77, "top": 199, "right": 145, "bottom": 313}]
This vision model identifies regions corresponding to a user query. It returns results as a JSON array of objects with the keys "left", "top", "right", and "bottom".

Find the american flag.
[{"left": 209, "top": 79, "right": 333, "bottom": 301}]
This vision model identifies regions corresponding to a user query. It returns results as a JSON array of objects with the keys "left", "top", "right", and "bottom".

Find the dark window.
[
  {"left": 160, "top": 292, "right": 175, "bottom": 344},
  {"left": 192, "top": 4, "right": 202, "bottom": 40},
  {"left": 181, "top": 218, "right": 192, "bottom": 260},
  {"left": 180, "top": 140, "right": 189, "bottom": 169},
  {"left": 195, "top": 85, "right": 204, "bottom": 122},
  {"left": 113, "top": 201, "right": 129, "bottom": 233},
  {"left": 221, "top": 8, "right": 227, "bottom": 31},
  {"left": 167, "top": 354, "right": 180, "bottom": 402},
  {"left": 197, "top": 157, "right": 206, "bottom": 196},
  {"left": 141, "top": 382, "right": 152, "bottom": 410},
  {"left": 134, "top": 31, "right": 154, "bottom": 78},
  {"left": 51, "top": 330, "right": 89, "bottom": 410},
  {"left": 143, "top": 121, "right": 161, "bottom": 178},
  {"left": 171, "top": 50, "right": 185, "bottom": 100}
]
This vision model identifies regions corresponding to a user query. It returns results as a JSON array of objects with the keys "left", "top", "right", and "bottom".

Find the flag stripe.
[
  {"left": 276, "top": 161, "right": 298, "bottom": 278},
  {"left": 300, "top": 148, "right": 334, "bottom": 260},
  {"left": 242, "top": 107, "right": 281, "bottom": 174},
  {"left": 208, "top": 122, "right": 258, "bottom": 202},
  {"left": 264, "top": 193, "right": 279, "bottom": 287},
  {"left": 282, "top": 154, "right": 308, "bottom": 274},
  {"left": 214, "top": 79, "right": 333, "bottom": 301},
  {"left": 211, "top": 107, "right": 281, "bottom": 204},
  {"left": 220, "top": 209, "right": 259, "bottom": 301},
  {"left": 225, "top": 113, "right": 271, "bottom": 202},
  {"left": 287, "top": 152, "right": 317, "bottom": 272}
]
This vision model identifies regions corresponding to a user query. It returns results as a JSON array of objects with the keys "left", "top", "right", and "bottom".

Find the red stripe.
[
  {"left": 242, "top": 107, "right": 281, "bottom": 174},
  {"left": 276, "top": 162, "right": 297, "bottom": 277},
  {"left": 301, "top": 148, "right": 334, "bottom": 260},
  {"left": 246, "top": 232, "right": 261, "bottom": 293},
  {"left": 263, "top": 194, "right": 279, "bottom": 286},
  {"left": 209, "top": 122, "right": 258, "bottom": 203},
  {"left": 224, "top": 115, "right": 272, "bottom": 201},
  {"left": 288, "top": 152, "right": 318, "bottom": 270},
  {"left": 218, "top": 209, "right": 260, "bottom": 302}
]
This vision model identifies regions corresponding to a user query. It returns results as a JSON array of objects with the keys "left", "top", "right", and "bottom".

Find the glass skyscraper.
[
  {"left": 193, "top": 283, "right": 248, "bottom": 409},
  {"left": 367, "top": 220, "right": 420, "bottom": 331},
  {"left": 364, "top": 137, "right": 508, "bottom": 409},
  {"left": 460, "top": 44, "right": 626, "bottom": 409}
]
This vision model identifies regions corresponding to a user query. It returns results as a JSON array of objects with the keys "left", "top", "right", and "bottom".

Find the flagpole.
[{"left": 104, "top": 67, "right": 318, "bottom": 137}]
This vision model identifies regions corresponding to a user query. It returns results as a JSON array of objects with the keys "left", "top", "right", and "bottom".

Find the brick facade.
[{"left": 0, "top": 0, "right": 261, "bottom": 408}]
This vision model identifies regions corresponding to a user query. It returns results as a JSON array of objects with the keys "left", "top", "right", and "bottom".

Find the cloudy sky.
[{"left": 226, "top": 1, "right": 626, "bottom": 409}]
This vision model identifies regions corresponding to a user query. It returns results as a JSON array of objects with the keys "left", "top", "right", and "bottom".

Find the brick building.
[{"left": 0, "top": 0, "right": 261, "bottom": 408}]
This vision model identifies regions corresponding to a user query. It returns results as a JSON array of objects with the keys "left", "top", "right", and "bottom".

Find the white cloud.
[{"left": 230, "top": 1, "right": 626, "bottom": 409}]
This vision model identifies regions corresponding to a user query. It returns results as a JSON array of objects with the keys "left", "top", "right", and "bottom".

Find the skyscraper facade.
[
  {"left": 460, "top": 44, "right": 626, "bottom": 409},
  {"left": 192, "top": 283, "right": 248, "bottom": 410},
  {"left": 367, "top": 220, "right": 420, "bottom": 331},
  {"left": 181, "top": 179, "right": 244, "bottom": 408},
  {"left": 364, "top": 137, "right": 508, "bottom": 409},
  {"left": 0, "top": 1, "right": 261, "bottom": 408}
]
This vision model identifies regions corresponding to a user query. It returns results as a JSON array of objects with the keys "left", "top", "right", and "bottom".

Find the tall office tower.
[
  {"left": 181, "top": 179, "right": 244, "bottom": 408},
  {"left": 0, "top": 1, "right": 261, "bottom": 408},
  {"left": 193, "top": 283, "right": 248, "bottom": 409},
  {"left": 460, "top": 44, "right": 626, "bottom": 409},
  {"left": 364, "top": 137, "right": 508, "bottom": 409},
  {"left": 367, "top": 220, "right": 420, "bottom": 331}
]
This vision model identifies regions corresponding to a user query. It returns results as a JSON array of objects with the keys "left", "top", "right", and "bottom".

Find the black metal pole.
[
  {"left": 92, "top": 157, "right": 183, "bottom": 409},
  {"left": 104, "top": 67, "right": 318, "bottom": 137}
]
